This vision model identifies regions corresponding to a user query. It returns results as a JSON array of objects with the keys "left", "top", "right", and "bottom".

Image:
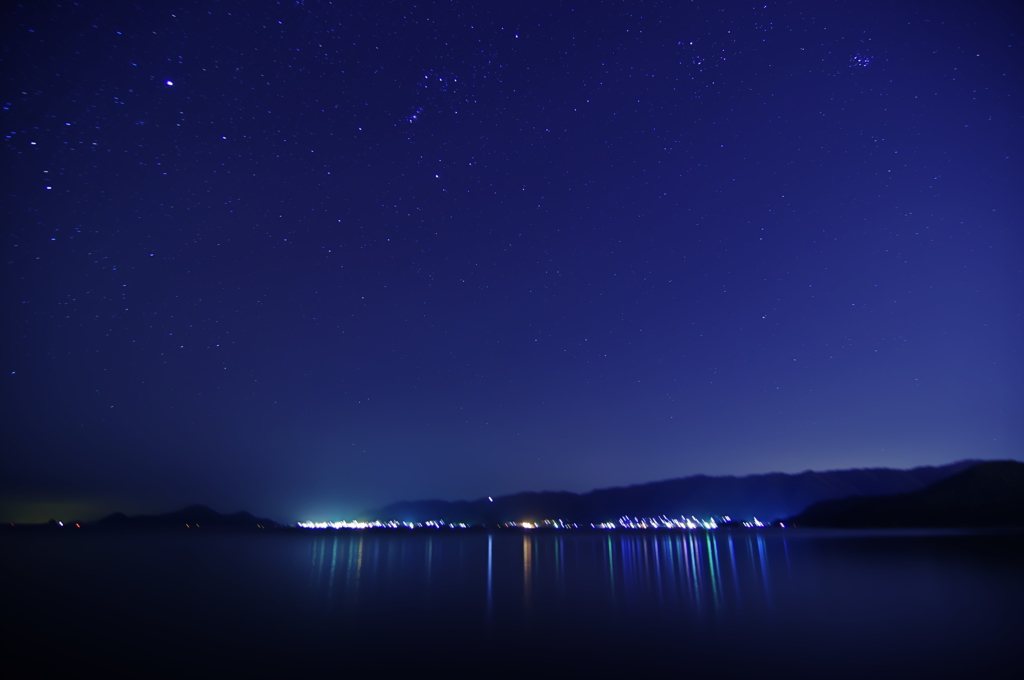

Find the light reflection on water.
[
  {"left": 304, "top": 530, "right": 785, "bottom": 627},
  {"left": 2, "top": 529, "right": 1021, "bottom": 678},
  {"left": 294, "top": 529, "right": 1024, "bottom": 678}
]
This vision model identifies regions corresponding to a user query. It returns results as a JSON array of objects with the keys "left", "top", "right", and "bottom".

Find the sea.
[{"left": 2, "top": 528, "right": 1021, "bottom": 678}]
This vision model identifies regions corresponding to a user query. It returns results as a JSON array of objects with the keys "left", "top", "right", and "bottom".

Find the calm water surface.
[{"left": 3, "top": 529, "right": 1021, "bottom": 678}]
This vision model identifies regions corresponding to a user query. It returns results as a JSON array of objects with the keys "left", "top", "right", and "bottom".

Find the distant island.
[{"left": 93, "top": 504, "right": 279, "bottom": 530}]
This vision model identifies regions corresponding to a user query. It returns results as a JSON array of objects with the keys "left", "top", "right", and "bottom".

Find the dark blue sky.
[{"left": 3, "top": 0, "right": 1021, "bottom": 522}]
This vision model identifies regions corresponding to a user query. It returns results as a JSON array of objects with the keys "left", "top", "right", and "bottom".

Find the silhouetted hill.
[
  {"left": 788, "top": 461, "right": 1024, "bottom": 528},
  {"left": 369, "top": 460, "right": 983, "bottom": 524},
  {"left": 95, "top": 504, "right": 278, "bottom": 530}
]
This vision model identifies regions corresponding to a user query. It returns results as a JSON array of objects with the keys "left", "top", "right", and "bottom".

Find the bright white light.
[
  {"left": 166, "top": 80, "right": 174, "bottom": 86},
  {"left": 297, "top": 520, "right": 376, "bottom": 529}
]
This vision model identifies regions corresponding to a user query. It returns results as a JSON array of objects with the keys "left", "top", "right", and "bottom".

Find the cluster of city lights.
[
  {"left": 611, "top": 515, "right": 721, "bottom": 530},
  {"left": 607, "top": 516, "right": 773, "bottom": 529},
  {"left": 297, "top": 520, "right": 468, "bottom": 530},
  {"left": 297, "top": 515, "right": 777, "bottom": 531},
  {"left": 504, "top": 520, "right": 580, "bottom": 529}
]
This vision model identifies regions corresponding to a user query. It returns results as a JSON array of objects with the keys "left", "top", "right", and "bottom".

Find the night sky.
[{"left": 2, "top": 1, "right": 1021, "bottom": 523}]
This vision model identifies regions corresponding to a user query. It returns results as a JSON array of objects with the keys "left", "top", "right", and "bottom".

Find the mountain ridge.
[{"left": 367, "top": 459, "right": 987, "bottom": 523}]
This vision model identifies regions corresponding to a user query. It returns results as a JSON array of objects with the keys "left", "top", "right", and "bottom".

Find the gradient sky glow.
[{"left": 2, "top": 0, "right": 1021, "bottom": 523}]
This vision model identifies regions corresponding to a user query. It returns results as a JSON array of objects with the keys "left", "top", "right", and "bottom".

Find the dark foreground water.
[{"left": 2, "top": 529, "right": 1022, "bottom": 678}]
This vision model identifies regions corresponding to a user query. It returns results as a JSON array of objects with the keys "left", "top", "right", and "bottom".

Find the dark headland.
[{"left": 787, "top": 460, "right": 1024, "bottom": 528}]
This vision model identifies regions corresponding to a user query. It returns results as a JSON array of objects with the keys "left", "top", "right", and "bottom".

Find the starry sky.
[{"left": 2, "top": 0, "right": 1021, "bottom": 523}]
